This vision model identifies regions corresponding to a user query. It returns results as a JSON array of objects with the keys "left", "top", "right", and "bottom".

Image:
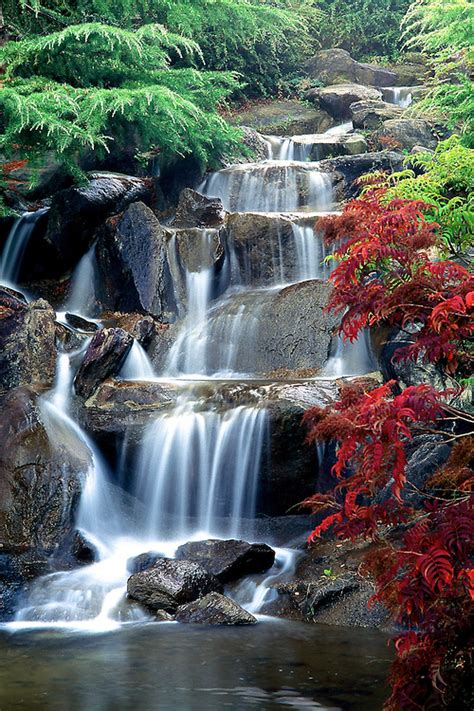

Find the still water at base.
[{"left": 0, "top": 620, "right": 391, "bottom": 711}]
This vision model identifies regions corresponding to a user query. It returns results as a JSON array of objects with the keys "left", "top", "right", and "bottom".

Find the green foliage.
[
  {"left": 371, "top": 138, "right": 474, "bottom": 257},
  {"left": 403, "top": 0, "right": 474, "bottom": 145},
  {"left": 0, "top": 21, "right": 243, "bottom": 175},
  {"left": 313, "top": 0, "right": 411, "bottom": 60}
]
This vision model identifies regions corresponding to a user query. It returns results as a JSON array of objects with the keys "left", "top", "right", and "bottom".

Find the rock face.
[
  {"left": 373, "top": 119, "right": 437, "bottom": 151},
  {"left": 39, "top": 173, "right": 150, "bottom": 278},
  {"left": 350, "top": 100, "right": 403, "bottom": 130},
  {"left": 74, "top": 328, "right": 133, "bottom": 399},
  {"left": 305, "top": 49, "right": 396, "bottom": 87},
  {"left": 319, "top": 151, "right": 404, "bottom": 201},
  {"left": 228, "top": 100, "right": 334, "bottom": 136},
  {"left": 171, "top": 188, "right": 225, "bottom": 229},
  {"left": 127, "top": 559, "right": 222, "bottom": 612},
  {"left": 0, "top": 387, "right": 90, "bottom": 554},
  {"left": 176, "top": 592, "right": 257, "bottom": 625},
  {"left": 306, "top": 84, "right": 382, "bottom": 119},
  {"left": 240, "top": 127, "right": 271, "bottom": 162},
  {"left": 175, "top": 539, "right": 275, "bottom": 583},
  {"left": 0, "top": 289, "right": 57, "bottom": 394},
  {"left": 95, "top": 201, "right": 175, "bottom": 317}
]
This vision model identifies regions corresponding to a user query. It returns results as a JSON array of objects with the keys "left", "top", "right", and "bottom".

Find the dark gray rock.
[
  {"left": 95, "top": 201, "right": 175, "bottom": 317},
  {"left": 240, "top": 127, "right": 271, "bottom": 162},
  {"left": 74, "top": 327, "right": 133, "bottom": 399},
  {"left": 350, "top": 100, "right": 403, "bottom": 130},
  {"left": 373, "top": 119, "right": 437, "bottom": 151},
  {"left": 65, "top": 313, "right": 99, "bottom": 332},
  {"left": 306, "top": 84, "right": 382, "bottom": 119},
  {"left": 305, "top": 49, "right": 396, "bottom": 87},
  {"left": 319, "top": 151, "right": 404, "bottom": 201},
  {"left": 127, "top": 558, "right": 222, "bottom": 612},
  {"left": 175, "top": 539, "right": 275, "bottom": 583},
  {"left": 0, "top": 289, "right": 57, "bottom": 394},
  {"left": 175, "top": 592, "right": 257, "bottom": 625},
  {"left": 127, "top": 552, "right": 162, "bottom": 575},
  {"left": 71, "top": 531, "right": 98, "bottom": 565},
  {"left": 0, "top": 387, "right": 90, "bottom": 555},
  {"left": 171, "top": 188, "right": 225, "bottom": 229},
  {"left": 40, "top": 173, "right": 150, "bottom": 278}
]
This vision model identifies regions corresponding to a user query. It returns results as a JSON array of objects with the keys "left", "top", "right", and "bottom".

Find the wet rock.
[
  {"left": 55, "top": 322, "right": 88, "bottom": 353},
  {"left": 39, "top": 173, "right": 150, "bottom": 278},
  {"left": 319, "top": 151, "right": 404, "bottom": 201},
  {"left": 127, "top": 552, "right": 163, "bottom": 575},
  {"left": 65, "top": 313, "right": 99, "bottom": 332},
  {"left": 0, "top": 289, "right": 57, "bottom": 394},
  {"left": 305, "top": 49, "right": 396, "bottom": 87},
  {"left": 79, "top": 380, "right": 174, "bottom": 444},
  {"left": 74, "top": 327, "right": 133, "bottom": 399},
  {"left": 171, "top": 188, "right": 225, "bottom": 229},
  {"left": 228, "top": 100, "right": 334, "bottom": 136},
  {"left": 127, "top": 558, "right": 222, "bottom": 613},
  {"left": 176, "top": 592, "right": 257, "bottom": 625},
  {"left": 95, "top": 201, "right": 175, "bottom": 317},
  {"left": 100, "top": 312, "right": 160, "bottom": 348},
  {"left": 240, "top": 127, "right": 271, "bottom": 162},
  {"left": 71, "top": 531, "right": 98, "bottom": 565},
  {"left": 0, "top": 387, "right": 90, "bottom": 555},
  {"left": 350, "top": 100, "right": 403, "bottom": 130},
  {"left": 306, "top": 84, "right": 382, "bottom": 120},
  {"left": 155, "top": 609, "right": 174, "bottom": 622},
  {"left": 295, "top": 134, "right": 368, "bottom": 161},
  {"left": 373, "top": 119, "right": 437, "bottom": 151},
  {"left": 224, "top": 213, "right": 296, "bottom": 287},
  {"left": 175, "top": 539, "right": 275, "bottom": 583}
]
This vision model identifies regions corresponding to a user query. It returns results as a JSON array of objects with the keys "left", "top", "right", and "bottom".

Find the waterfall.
[
  {"left": 291, "top": 223, "right": 331, "bottom": 282},
  {"left": 67, "top": 243, "right": 97, "bottom": 316},
  {"left": 0, "top": 208, "right": 48, "bottom": 287},
  {"left": 119, "top": 340, "right": 155, "bottom": 380},
  {"left": 231, "top": 548, "right": 300, "bottom": 615},
  {"left": 134, "top": 400, "right": 268, "bottom": 540},
  {"left": 264, "top": 135, "right": 313, "bottom": 162},
  {"left": 382, "top": 87, "right": 414, "bottom": 108},
  {"left": 323, "top": 330, "right": 377, "bottom": 377},
  {"left": 200, "top": 161, "right": 333, "bottom": 213}
]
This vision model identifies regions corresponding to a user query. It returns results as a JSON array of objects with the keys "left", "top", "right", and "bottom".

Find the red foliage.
[
  {"left": 316, "top": 196, "right": 474, "bottom": 375},
  {"left": 303, "top": 379, "right": 473, "bottom": 710}
]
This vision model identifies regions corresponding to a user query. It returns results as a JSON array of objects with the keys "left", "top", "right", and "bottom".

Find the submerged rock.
[
  {"left": 0, "top": 289, "right": 57, "bottom": 394},
  {"left": 305, "top": 49, "right": 396, "bottom": 87},
  {"left": 175, "top": 539, "right": 276, "bottom": 583},
  {"left": 127, "top": 552, "right": 163, "bottom": 575},
  {"left": 306, "top": 84, "right": 382, "bottom": 119},
  {"left": 127, "top": 559, "right": 222, "bottom": 612},
  {"left": 319, "top": 151, "right": 404, "bottom": 200},
  {"left": 65, "top": 313, "right": 99, "bottom": 332},
  {"left": 74, "top": 327, "right": 133, "bottom": 399},
  {"left": 71, "top": 531, "right": 98, "bottom": 565},
  {"left": 175, "top": 592, "right": 257, "bottom": 625},
  {"left": 171, "top": 188, "right": 225, "bottom": 229},
  {"left": 95, "top": 201, "right": 175, "bottom": 317},
  {"left": 0, "top": 387, "right": 90, "bottom": 555}
]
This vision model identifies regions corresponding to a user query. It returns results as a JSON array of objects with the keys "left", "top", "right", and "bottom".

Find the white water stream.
[{"left": 2, "top": 119, "right": 376, "bottom": 632}]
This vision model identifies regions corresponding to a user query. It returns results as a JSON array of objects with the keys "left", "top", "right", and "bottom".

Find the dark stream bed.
[{"left": 0, "top": 619, "right": 391, "bottom": 710}]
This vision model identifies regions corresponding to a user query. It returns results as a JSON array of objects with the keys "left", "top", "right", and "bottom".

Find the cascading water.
[
  {"left": 119, "top": 339, "right": 156, "bottom": 380},
  {"left": 0, "top": 208, "right": 48, "bottom": 288},
  {"left": 66, "top": 243, "right": 98, "bottom": 316},
  {"left": 382, "top": 87, "right": 414, "bottom": 108}
]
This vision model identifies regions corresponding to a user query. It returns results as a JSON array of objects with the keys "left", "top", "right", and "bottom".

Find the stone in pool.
[
  {"left": 176, "top": 592, "right": 257, "bottom": 625},
  {"left": 175, "top": 539, "right": 276, "bottom": 583}
]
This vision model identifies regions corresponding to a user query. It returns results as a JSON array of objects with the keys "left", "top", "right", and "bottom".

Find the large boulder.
[
  {"left": 95, "top": 201, "right": 175, "bottom": 317},
  {"left": 319, "top": 151, "right": 404, "bottom": 201},
  {"left": 73, "top": 328, "right": 133, "bottom": 399},
  {"left": 350, "top": 100, "right": 403, "bottom": 130},
  {"left": 305, "top": 49, "right": 396, "bottom": 87},
  {"left": 175, "top": 539, "right": 275, "bottom": 583},
  {"left": 0, "top": 387, "right": 90, "bottom": 555},
  {"left": 100, "top": 312, "right": 160, "bottom": 348},
  {"left": 0, "top": 288, "right": 57, "bottom": 394},
  {"left": 373, "top": 119, "right": 437, "bottom": 151},
  {"left": 170, "top": 188, "right": 225, "bottom": 229},
  {"left": 127, "top": 558, "right": 222, "bottom": 612},
  {"left": 228, "top": 100, "right": 334, "bottom": 136},
  {"left": 176, "top": 592, "right": 257, "bottom": 625},
  {"left": 37, "top": 173, "right": 151, "bottom": 278},
  {"left": 306, "top": 84, "right": 382, "bottom": 119}
]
